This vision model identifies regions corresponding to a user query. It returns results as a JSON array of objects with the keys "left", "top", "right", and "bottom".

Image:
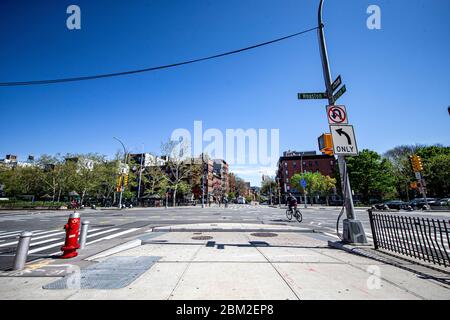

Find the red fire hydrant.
[{"left": 60, "top": 211, "right": 80, "bottom": 258}]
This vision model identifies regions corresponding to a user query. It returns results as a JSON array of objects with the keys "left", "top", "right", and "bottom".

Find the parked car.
[
  {"left": 237, "top": 196, "right": 246, "bottom": 204},
  {"left": 328, "top": 198, "right": 344, "bottom": 206},
  {"left": 384, "top": 200, "right": 410, "bottom": 210},
  {"left": 409, "top": 198, "right": 438, "bottom": 210},
  {"left": 435, "top": 198, "right": 450, "bottom": 206}
]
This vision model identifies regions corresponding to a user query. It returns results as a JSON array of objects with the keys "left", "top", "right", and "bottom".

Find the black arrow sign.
[{"left": 336, "top": 128, "right": 352, "bottom": 145}]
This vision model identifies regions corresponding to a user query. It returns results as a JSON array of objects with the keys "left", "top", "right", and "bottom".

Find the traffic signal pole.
[{"left": 317, "top": 0, "right": 366, "bottom": 243}]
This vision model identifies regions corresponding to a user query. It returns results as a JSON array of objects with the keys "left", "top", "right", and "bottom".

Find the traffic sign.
[
  {"left": 331, "top": 75, "right": 342, "bottom": 92},
  {"left": 415, "top": 172, "right": 422, "bottom": 180},
  {"left": 333, "top": 85, "right": 346, "bottom": 102},
  {"left": 298, "top": 92, "right": 328, "bottom": 100},
  {"left": 330, "top": 124, "right": 358, "bottom": 156},
  {"left": 301, "top": 179, "right": 307, "bottom": 188},
  {"left": 326, "top": 105, "right": 348, "bottom": 124}
]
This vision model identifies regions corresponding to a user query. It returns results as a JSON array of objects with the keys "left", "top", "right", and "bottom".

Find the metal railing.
[{"left": 368, "top": 209, "right": 450, "bottom": 267}]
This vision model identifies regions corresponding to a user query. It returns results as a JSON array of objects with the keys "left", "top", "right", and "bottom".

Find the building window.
[
  {"left": 287, "top": 186, "right": 290, "bottom": 191},
  {"left": 293, "top": 161, "right": 296, "bottom": 167},
  {"left": 315, "top": 161, "right": 319, "bottom": 166},
  {"left": 285, "top": 170, "right": 288, "bottom": 175},
  {"left": 309, "top": 161, "right": 312, "bottom": 167},
  {"left": 286, "top": 178, "right": 289, "bottom": 183},
  {"left": 284, "top": 162, "right": 287, "bottom": 167}
]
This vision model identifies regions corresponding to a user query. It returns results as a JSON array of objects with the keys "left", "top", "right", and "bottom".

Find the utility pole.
[
  {"left": 137, "top": 144, "right": 144, "bottom": 205},
  {"left": 276, "top": 177, "right": 281, "bottom": 208},
  {"left": 317, "top": 0, "right": 366, "bottom": 243},
  {"left": 300, "top": 152, "right": 308, "bottom": 209},
  {"left": 114, "top": 137, "right": 128, "bottom": 210},
  {"left": 201, "top": 153, "right": 205, "bottom": 208}
]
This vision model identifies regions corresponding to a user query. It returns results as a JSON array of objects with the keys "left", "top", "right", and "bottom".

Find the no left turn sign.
[{"left": 326, "top": 105, "right": 348, "bottom": 124}]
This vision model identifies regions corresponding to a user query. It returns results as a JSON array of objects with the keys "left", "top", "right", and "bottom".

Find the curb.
[
  {"left": 152, "top": 227, "right": 314, "bottom": 233},
  {"left": 84, "top": 239, "right": 142, "bottom": 261}
]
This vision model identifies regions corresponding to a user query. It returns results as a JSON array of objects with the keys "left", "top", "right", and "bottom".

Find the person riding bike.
[{"left": 287, "top": 193, "right": 297, "bottom": 211}]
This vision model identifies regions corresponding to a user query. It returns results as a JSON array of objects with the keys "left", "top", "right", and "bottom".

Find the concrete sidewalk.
[{"left": 0, "top": 223, "right": 449, "bottom": 300}]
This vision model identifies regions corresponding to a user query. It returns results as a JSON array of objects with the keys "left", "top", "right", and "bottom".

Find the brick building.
[{"left": 276, "top": 151, "right": 336, "bottom": 202}]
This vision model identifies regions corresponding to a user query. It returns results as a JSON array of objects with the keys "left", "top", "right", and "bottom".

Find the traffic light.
[
  {"left": 116, "top": 175, "right": 122, "bottom": 192},
  {"left": 318, "top": 133, "right": 334, "bottom": 156},
  {"left": 409, "top": 155, "right": 424, "bottom": 172},
  {"left": 123, "top": 174, "right": 129, "bottom": 187}
]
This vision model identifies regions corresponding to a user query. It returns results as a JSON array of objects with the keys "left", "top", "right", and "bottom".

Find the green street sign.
[
  {"left": 333, "top": 85, "right": 346, "bottom": 101},
  {"left": 298, "top": 92, "right": 328, "bottom": 100},
  {"left": 331, "top": 75, "right": 342, "bottom": 92}
]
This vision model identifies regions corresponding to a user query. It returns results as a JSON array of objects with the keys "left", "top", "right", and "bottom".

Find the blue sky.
[{"left": 0, "top": 0, "right": 449, "bottom": 186}]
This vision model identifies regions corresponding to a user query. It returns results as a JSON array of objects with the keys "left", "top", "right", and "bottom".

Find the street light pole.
[
  {"left": 137, "top": 144, "right": 144, "bottom": 205},
  {"left": 317, "top": 0, "right": 366, "bottom": 243},
  {"left": 201, "top": 153, "right": 205, "bottom": 208},
  {"left": 300, "top": 154, "right": 307, "bottom": 208},
  {"left": 113, "top": 137, "right": 128, "bottom": 209}
]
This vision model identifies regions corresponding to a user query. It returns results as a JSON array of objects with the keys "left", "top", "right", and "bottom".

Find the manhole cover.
[
  {"left": 250, "top": 232, "right": 278, "bottom": 237},
  {"left": 192, "top": 236, "right": 213, "bottom": 240}
]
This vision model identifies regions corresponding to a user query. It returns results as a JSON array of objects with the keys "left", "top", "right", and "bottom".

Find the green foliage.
[
  {"left": 261, "top": 178, "right": 277, "bottom": 195},
  {"left": 347, "top": 149, "right": 398, "bottom": 203},
  {"left": 384, "top": 144, "right": 450, "bottom": 199},
  {"left": 0, "top": 201, "right": 67, "bottom": 209},
  {"left": 291, "top": 172, "right": 336, "bottom": 197}
]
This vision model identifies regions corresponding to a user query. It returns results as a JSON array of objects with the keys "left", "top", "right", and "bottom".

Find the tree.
[
  {"left": 346, "top": 149, "right": 397, "bottom": 203},
  {"left": 261, "top": 178, "right": 277, "bottom": 203},
  {"left": 141, "top": 154, "right": 170, "bottom": 198},
  {"left": 384, "top": 144, "right": 450, "bottom": 199},
  {"left": 161, "top": 139, "right": 195, "bottom": 206},
  {"left": 291, "top": 172, "right": 335, "bottom": 204},
  {"left": 318, "top": 175, "right": 337, "bottom": 205},
  {"left": 235, "top": 177, "right": 248, "bottom": 196},
  {"left": 421, "top": 153, "right": 450, "bottom": 198}
]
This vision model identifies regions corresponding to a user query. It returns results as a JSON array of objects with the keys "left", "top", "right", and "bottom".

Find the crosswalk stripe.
[
  {"left": 29, "top": 238, "right": 61, "bottom": 247},
  {"left": 86, "top": 228, "right": 140, "bottom": 245},
  {"left": 28, "top": 241, "right": 64, "bottom": 254},
  {"left": 323, "top": 232, "right": 340, "bottom": 239},
  {"left": 0, "top": 228, "right": 104, "bottom": 249},
  {"left": 86, "top": 228, "right": 120, "bottom": 238},
  {"left": 0, "top": 229, "right": 43, "bottom": 239}
]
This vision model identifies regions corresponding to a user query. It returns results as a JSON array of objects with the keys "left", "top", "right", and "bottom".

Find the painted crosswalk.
[{"left": 0, "top": 226, "right": 142, "bottom": 258}]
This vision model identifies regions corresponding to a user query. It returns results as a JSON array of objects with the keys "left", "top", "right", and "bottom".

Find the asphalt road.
[{"left": 0, "top": 204, "right": 448, "bottom": 271}]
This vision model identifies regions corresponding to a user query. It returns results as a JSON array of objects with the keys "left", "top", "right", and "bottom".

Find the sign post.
[
  {"left": 315, "top": 0, "right": 367, "bottom": 244},
  {"left": 301, "top": 179, "right": 307, "bottom": 208}
]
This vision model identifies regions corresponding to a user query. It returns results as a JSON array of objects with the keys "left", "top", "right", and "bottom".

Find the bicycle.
[{"left": 286, "top": 205, "right": 303, "bottom": 223}]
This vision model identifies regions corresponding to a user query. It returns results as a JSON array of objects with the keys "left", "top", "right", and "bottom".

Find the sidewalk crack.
[{"left": 166, "top": 243, "right": 203, "bottom": 300}]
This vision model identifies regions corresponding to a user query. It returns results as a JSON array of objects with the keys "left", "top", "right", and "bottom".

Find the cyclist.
[{"left": 287, "top": 193, "right": 297, "bottom": 211}]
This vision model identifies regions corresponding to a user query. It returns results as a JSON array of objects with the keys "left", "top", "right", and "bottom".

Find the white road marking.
[
  {"left": 86, "top": 228, "right": 120, "bottom": 238},
  {"left": 28, "top": 241, "right": 64, "bottom": 254},
  {"left": 323, "top": 232, "right": 340, "bottom": 239},
  {"left": 29, "top": 238, "right": 61, "bottom": 247},
  {"left": 86, "top": 228, "right": 140, "bottom": 245}
]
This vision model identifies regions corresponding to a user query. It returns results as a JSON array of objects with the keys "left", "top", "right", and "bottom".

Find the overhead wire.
[{"left": 0, "top": 26, "right": 319, "bottom": 87}]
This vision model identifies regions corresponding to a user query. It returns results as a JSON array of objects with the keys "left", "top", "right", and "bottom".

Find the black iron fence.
[{"left": 368, "top": 209, "right": 450, "bottom": 267}]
